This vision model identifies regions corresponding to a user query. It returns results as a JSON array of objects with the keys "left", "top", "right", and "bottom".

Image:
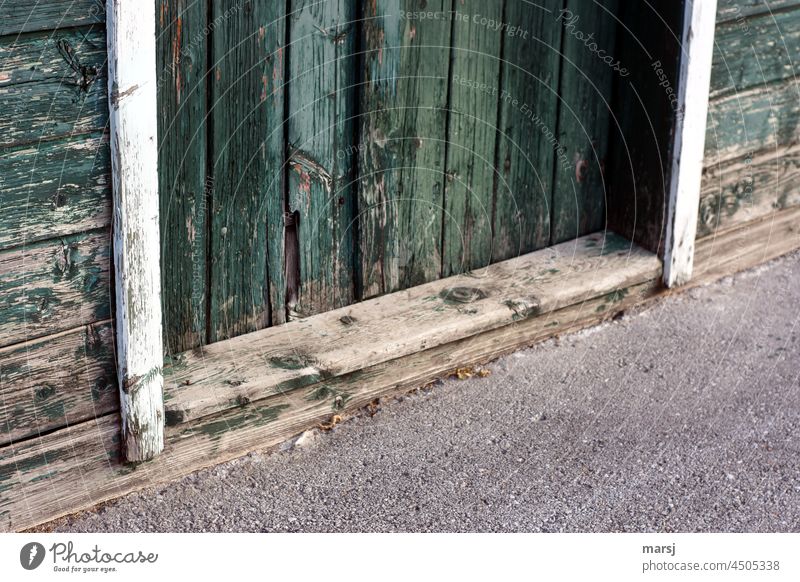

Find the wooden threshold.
[
  {"left": 3, "top": 212, "right": 798, "bottom": 532},
  {"left": 164, "top": 232, "right": 660, "bottom": 425}
]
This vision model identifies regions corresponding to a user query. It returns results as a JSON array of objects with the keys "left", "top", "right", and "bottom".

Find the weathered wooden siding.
[
  {"left": 0, "top": 9, "right": 115, "bottom": 451},
  {"left": 700, "top": 1, "right": 800, "bottom": 235},
  {"left": 156, "top": 0, "right": 209, "bottom": 354},
  {"left": 287, "top": 0, "right": 357, "bottom": 317}
]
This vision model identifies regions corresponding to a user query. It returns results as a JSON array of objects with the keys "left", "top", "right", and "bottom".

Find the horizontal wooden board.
[
  {"left": 692, "top": 204, "right": 800, "bottom": 285},
  {"left": 717, "top": 0, "right": 800, "bottom": 22},
  {"left": 0, "top": 231, "right": 111, "bottom": 348},
  {"left": 0, "top": 0, "right": 104, "bottom": 37},
  {"left": 711, "top": 8, "right": 800, "bottom": 98},
  {"left": 0, "top": 321, "right": 116, "bottom": 446},
  {"left": 0, "top": 273, "right": 661, "bottom": 532},
  {"left": 164, "top": 232, "right": 661, "bottom": 423},
  {"left": 0, "top": 27, "right": 107, "bottom": 147},
  {"left": 699, "top": 143, "right": 800, "bottom": 236},
  {"left": 705, "top": 80, "right": 800, "bottom": 161},
  {"left": 0, "top": 133, "right": 110, "bottom": 250}
]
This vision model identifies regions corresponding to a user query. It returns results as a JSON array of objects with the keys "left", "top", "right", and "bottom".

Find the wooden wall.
[
  {"left": 700, "top": 0, "right": 800, "bottom": 236},
  {"left": 158, "top": 0, "right": 626, "bottom": 354},
  {"left": 0, "top": 1, "right": 118, "bottom": 447}
]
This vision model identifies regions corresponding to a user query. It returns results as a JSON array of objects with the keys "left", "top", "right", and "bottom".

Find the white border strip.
[
  {"left": 663, "top": 0, "right": 718, "bottom": 287},
  {"left": 106, "top": 0, "right": 165, "bottom": 461}
]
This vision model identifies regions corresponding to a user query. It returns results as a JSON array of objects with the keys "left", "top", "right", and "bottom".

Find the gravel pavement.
[{"left": 55, "top": 252, "right": 800, "bottom": 532}]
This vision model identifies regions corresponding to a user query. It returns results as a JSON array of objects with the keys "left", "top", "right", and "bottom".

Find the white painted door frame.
[
  {"left": 663, "top": 0, "right": 718, "bottom": 287},
  {"left": 106, "top": 0, "right": 164, "bottom": 462}
]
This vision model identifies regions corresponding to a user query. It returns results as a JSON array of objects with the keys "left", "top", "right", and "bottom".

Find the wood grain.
[
  {"left": 492, "top": 0, "right": 562, "bottom": 261},
  {"left": 711, "top": 8, "right": 800, "bottom": 99},
  {"left": 156, "top": 0, "right": 209, "bottom": 354},
  {"left": 442, "top": 0, "right": 502, "bottom": 277},
  {"left": 0, "top": 133, "right": 111, "bottom": 250},
  {"left": 107, "top": 0, "right": 165, "bottom": 461},
  {"left": 357, "top": 0, "right": 452, "bottom": 298},
  {"left": 286, "top": 0, "right": 357, "bottom": 318},
  {"left": 0, "top": 321, "right": 116, "bottom": 446},
  {"left": 550, "top": 0, "right": 618, "bottom": 244},
  {"left": 0, "top": 231, "right": 111, "bottom": 348},
  {"left": 705, "top": 80, "right": 800, "bottom": 162},
  {"left": 0, "top": 0, "right": 104, "bottom": 37},
  {"left": 716, "top": 0, "right": 800, "bottom": 22},
  {"left": 0, "top": 27, "right": 107, "bottom": 148},
  {"left": 699, "top": 144, "right": 800, "bottom": 236},
  {"left": 209, "top": 0, "right": 286, "bottom": 340},
  {"left": 164, "top": 231, "right": 660, "bottom": 423}
]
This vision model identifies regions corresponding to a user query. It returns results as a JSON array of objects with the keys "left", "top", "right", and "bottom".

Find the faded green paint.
[
  {"left": 209, "top": 0, "right": 286, "bottom": 340},
  {"left": 551, "top": 0, "right": 618, "bottom": 244},
  {"left": 358, "top": 0, "right": 452, "bottom": 298},
  {"left": 287, "top": 0, "right": 358, "bottom": 317},
  {"left": 0, "top": 232, "right": 111, "bottom": 347},
  {"left": 716, "top": 0, "right": 800, "bottom": 21},
  {"left": 0, "top": 133, "right": 111, "bottom": 250},
  {"left": 493, "top": 0, "right": 563, "bottom": 261},
  {"left": 442, "top": 0, "right": 502, "bottom": 276},
  {"left": 0, "top": 0, "right": 104, "bottom": 36},
  {"left": 0, "top": 27, "right": 107, "bottom": 148},
  {"left": 711, "top": 9, "right": 800, "bottom": 98},
  {"left": 156, "top": 0, "right": 208, "bottom": 354}
]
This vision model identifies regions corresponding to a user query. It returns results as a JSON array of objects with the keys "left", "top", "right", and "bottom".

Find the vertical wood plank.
[
  {"left": 665, "top": 0, "right": 718, "bottom": 287},
  {"left": 209, "top": 0, "right": 286, "bottom": 340},
  {"left": 358, "top": 0, "right": 452, "bottom": 298},
  {"left": 286, "top": 0, "right": 357, "bottom": 318},
  {"left": 492, "top": 0, "right": 562, "bottom": 262},
  {"left": 550, "top": 0, "right": 619, "bottom": 244},
  {"left": 107, "top": 0, "right": 165, "bottom": 461},
  {"left": 156, "top": 0, "right": 208, "bottom": 354},
  {"left": 442, "top": 0, "right": 502, "bottom": 276}
]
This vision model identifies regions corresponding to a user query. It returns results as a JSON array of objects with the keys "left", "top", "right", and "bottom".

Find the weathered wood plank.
[
  {"left": 286, "top": 0, "right": 357, "bottom": 318},
  {"left": 699, "top": 144, "right": 800, "bottom": 236},
  {"left": 492, "top": 0, "right": 562, "bottom": 261},
  {"left": 711, "top": 8, "right": 800, "bottom": 98},
  {"left": 0, "top": 0, "right": 104, "bottom": 37},
  {"left": 664, "top": 0, "right": 717, "bottom": 287},
  {"left": 705, "top": 80, "right": 800, "bottom": 162},
  {"left": 692, "top": 204, "right": 800, "bottom": 285},
  {"left": 0, "top": 133, "right": 111, "bottom": 250},
  {"left": 358, "top": 0, "right": 452, "bottom": 297},
  {"left": 107, "top": 0, "right": 164, "bottom": 462},
  {"left": 0, "top": 231, "right": 111, "bottom": 348},
  {"left": 209, "top": 0, "right": 285, "bottom": 340},
  {"left": 717, "top": 0, "right": 800, "bottom": 22},
  {"left": 442, "top": 0, "right": 502, "bottom": 277},
  {"left": 0, "top": 27, "right": 107, "bottom": 148},
  {"left": 156, "top": 0, "right": 208, "bottom": 353},
  {"left": 550, "top": 0, "right": 618, "bottom": 244},
  {"left": 0, "top": 321, "right": 116, "bottom": 446},
  {"left": 0, "top": 272, "right": 660, "bottom": 533},
  {"left": 164, "top": 231, "right": 660, "bottom": 424}
]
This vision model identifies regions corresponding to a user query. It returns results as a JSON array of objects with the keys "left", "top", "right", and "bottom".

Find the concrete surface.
[{"left": 57, "top": 252, "right": 800, "bottom": 532}]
